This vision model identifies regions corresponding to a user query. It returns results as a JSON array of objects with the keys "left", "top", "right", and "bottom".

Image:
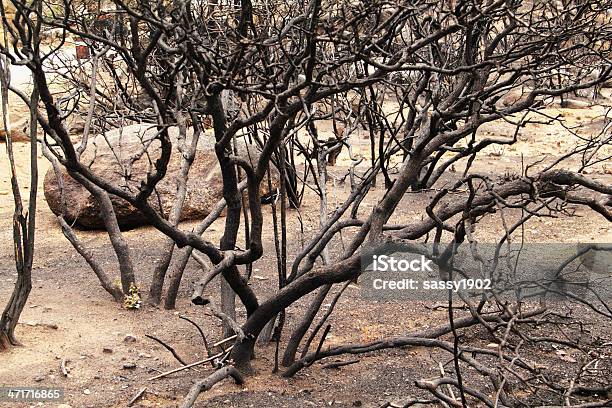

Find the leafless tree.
[
  {"left": 1, "top": 0, "right": 611, "bottom": 405},
  {"left": 0, "top": 9, "right": 38, "bottom": 348}
]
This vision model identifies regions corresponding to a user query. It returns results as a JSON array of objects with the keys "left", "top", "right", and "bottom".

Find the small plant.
[{"left": 123, "top": 283, "right": 142, "bottom": 310}]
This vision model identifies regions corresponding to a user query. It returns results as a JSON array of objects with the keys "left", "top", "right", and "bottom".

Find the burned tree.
[
  {"left": 0, "top": 13, "right": 38, "bottom": 348},
  {"left": 1, "top": 0, "right": 612, "bottom": 405}
]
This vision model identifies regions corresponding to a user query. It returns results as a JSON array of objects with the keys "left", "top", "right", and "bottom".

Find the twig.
[
  {"left": 19, "top": 322, "right": 59, "bottom": 330},
  {"left": 535, "top": 402, "right": 612, "bottom": 408},
  {"left": 127, "top": 387, "right": 146, "bottom": 407},
  {"left": 179, "top": 366, "right": 244, "bottom": 408},
  {"left": 379, "top": 400, "right": 437, "bottom": 408},
  {"left": 300, "top": 281, "right": 351, "bottom": 359},
  {"left": 212, "top": 335, "right": 237, "bottom": 347},
  {"left": 145, "top": 334, "right": 188, "bottom": 366},
  {"left": 439, "top": 361, "right": 457, "bottom": 403},
  {"left": 148, "top": 347, "right": 233, "bottom": 381},
  {"left": 416, "top": 377, "right": 495, "bottom": 408},
  {"left": 178, "top": 315, "right": 214, "bottom": 365},
  {"left": 310, "top": 324, "right": 331, "bottom": 367},
  {"left": 179, "top": 315, "right": 211, "bottom": 353},
  {"left": 60, "top": 358, "right": 69, "bottom": 377},
  {"left": 321, "top": 359, "right": 360, "bottom": 369}
]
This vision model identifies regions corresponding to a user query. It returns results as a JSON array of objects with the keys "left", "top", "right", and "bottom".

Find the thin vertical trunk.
[
  {"left": 211, "top": 92, "right": 240, "bottom": 337},
  {"left": 220, "top": 279, "right": 237, "bottom": 338},
  {"left": 281, "top": 140, "right": 331, "bottom": 365},
  {"left": 42, "top": 143, "right": 124, "bottom": 302},
  {"left": 148, "top": 107, "right": 200, "bottom": 306},
  {"left": 163, "top": 184, "right": 241, "bottom": 310},
  {"left": 0, "top": 69, "right": 38, "bottom": 348},
  {"left": 281, "top": 285, "right": 331, "bottom": 366},
  {"left": 164, "top": 246, "right": 194, "bottom": 309},
  {"left": 69, "top": 174, "right": 136, "bottom": 294},
  {"left": 58, "top": 217, "right": 125, "bottom": 302},
  {"left": 93, "top": 187, "right": 136, "bottom": 294}
]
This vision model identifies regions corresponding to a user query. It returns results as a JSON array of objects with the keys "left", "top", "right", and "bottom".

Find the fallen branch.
[
  {"left": 20, "top": 322, "right": 58, "bottom": 330},
  {"left": 179, "top": 366, "right": 244, "bottom": 408},
  {"left": 321, "top": 359, "right": 360, "bottom": 369},
  {"left": 416, "top": 377, "right": 496, "bottom": 408},
  {"left": 127, "top": 387, "right": 146, "bottom": 407},
  {"left": 534, "top": 402, "right": 612, "bottom": 408},
  {"left": 148, "top": 347, "right": 233, "bottom": 381},
  {"left": 283, "top": 308, "right": 545, "bottom": 377},
  {"left": 378, "top": 399, "right": 437, "bottom": 408},
  {"left": 438, "top": 362, "right": 457, "bottom": 403},
  {"left": 145, "top": 334, "right": 188, "bottom": 366}
]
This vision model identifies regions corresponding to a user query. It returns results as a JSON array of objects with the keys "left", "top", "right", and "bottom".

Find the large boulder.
[
  {"left": 0, "top": 117, "right": 30, "bottom": 143},
  {"left": 44, "top": 124, "right": 279, "bottom": 229}
]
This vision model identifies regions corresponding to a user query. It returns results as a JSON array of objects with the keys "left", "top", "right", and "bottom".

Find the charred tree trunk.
[
  {"left": 148, "top": 110, "right": 200, "bottom": 306},
  {"left": 281, "top": 285, "right": 331, "bottom": 366},
  {"left": 86, "top": 184, "right": 136, "bottom": 294},
  {"left": 0, "top": 71, "right": 38, "bottom": 349},
  {"left": 210, "top": 93, "right": 241, "bottom": 337}
]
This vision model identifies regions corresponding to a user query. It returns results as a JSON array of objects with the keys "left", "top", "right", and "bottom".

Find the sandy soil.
[{"left": 0, "top": 89, "right": 611, "bottom": 408}]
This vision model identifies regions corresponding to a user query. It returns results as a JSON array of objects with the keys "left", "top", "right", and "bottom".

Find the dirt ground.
[{"left": 0, "top": 86, "right": 611, "bottom": 408}]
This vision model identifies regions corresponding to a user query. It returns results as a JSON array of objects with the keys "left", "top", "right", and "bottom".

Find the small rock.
[
  {"left": 138, "top": 352, "right": 151, "bottom": 359},
  {"left": 83, "top": 389, "right": 91, "bottom": 395},
  {"left": 102, "top": 347, "right": 113, "bottom": 354},
  {"left": 33, "top": 375, "right": 45, "bottom": 382},
  {"left": 122, "top": 362, "right": 137, "bottom": 369},
  {"left": 123, "top": 334, "right": 137, "bottom": 343}
]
